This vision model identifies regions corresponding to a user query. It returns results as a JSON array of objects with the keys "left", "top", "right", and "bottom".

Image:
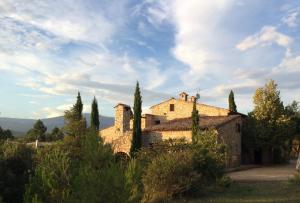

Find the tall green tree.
[
  {"left": 90, "top": 97, "right": 100, "bottom": 131},
  {"left": 74, "top": 92, "right": 83, "bottom": 120},
  {"left": 26, "top": 120, "right": 47, "bottom": 141},
  {"left": 228, "top": 90, "right": 237, "bottom": 112},
  {"left": 64, "top": 92, "right": 86, "bottom": 137},
  {"left": 130, "top": 82, "right": 142, "bottom": 157},
  {"left": 252, "top": 80, "right": 293, "bottom": 163},
  {"left": 191, "top": 96, "right": 200, "bottom": 144}
]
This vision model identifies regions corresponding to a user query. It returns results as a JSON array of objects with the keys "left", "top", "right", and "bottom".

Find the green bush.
[
  {"left": 24, "top": 144, "right": 72, "bottom": 203},
  {"left": 142, "top": 150, "right": 200, "bottom": 202},
  {"left": 125, "top": 158, "right": 144, "bottom": 203},
  {"left": 0, "top": 141, "right": 34, "bottom": 203},
  {"left": 25, "top": 130, "right": 130, "bottom": 203}
]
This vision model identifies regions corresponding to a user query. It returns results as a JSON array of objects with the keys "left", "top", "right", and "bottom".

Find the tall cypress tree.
[
  {"left": 74, "top": 92, "right": 83, "bottom": 119},
  {"left": 130, "top": 82, "right": 142, "bottom": 157},
  {"left": 90, "top": 96, "right": 100, "bottom": 130},
  {"left": 191, "top": 96, "right": 200, "bottom": 144},
  {"left": 228, "top": 90, "right": 237, "bottom": 112}
]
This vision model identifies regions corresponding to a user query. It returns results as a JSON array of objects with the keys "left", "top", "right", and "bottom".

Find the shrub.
[
  {"left": 0, "top": 141, "right": 34, "bottom": 203},
  {"left": 142, "top": 150, "right": 201, "bottom": 202},
  {"left": 24, "top": 130, "right": 130, "bottom": 203},
  {"left": 125, "top": 158, "right": 144, "bottom": 203},
  {"left": 24, "top": 144, "right": 72, "bottom": 203}
]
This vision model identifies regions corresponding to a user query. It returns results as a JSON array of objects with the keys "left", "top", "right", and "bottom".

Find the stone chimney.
[
  {"left": 179, "top": 92, "right": 188, "bottom": 101},
  {"left": 114, "top": 103, "right": 132, "bottom": 133},
  {"left": 189, "top": 96, "right": 196, "bottom": 102}
]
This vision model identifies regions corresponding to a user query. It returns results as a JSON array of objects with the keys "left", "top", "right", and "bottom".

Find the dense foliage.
[
  {"left": 24, "top": 130, "right": 129, "bottom": 203},
  {"left": 244, "top": 80, "right": 298, "bottom": 163},
  {"left": 64, "top": 92, "right": 87, "bottom": 137},
  {"left": 0, "top": 127, "right": 14, "bottom": 140},
  {"left": 25, "top": 120, "right": 47, "bottom": 142},
  {"left": 130, "top": 81, "right": 142, "bottom": 157},
  {"left": 0, "top": 142, "right": 34, "bottom": 203},
  {"left": 126, "top": 130, "right": 227, "bottom": 203}
]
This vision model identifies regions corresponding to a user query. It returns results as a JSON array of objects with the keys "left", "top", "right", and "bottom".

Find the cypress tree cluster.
[
  {"left": 191, "top": 97, "right": 200, "bottom": 144},
  {"left": 90, "top": 97, "right": 100, "bottom": 131},
  {"left": 228, "top": 90, "right": 237, "bottom": 112},
  {"left": 130, "top": 82, "right": 142, "bottom": 157}
]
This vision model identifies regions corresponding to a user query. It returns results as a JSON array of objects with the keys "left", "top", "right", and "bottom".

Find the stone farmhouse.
[{"left": 100, "top": 92, "right": 244, "bottom": 168}]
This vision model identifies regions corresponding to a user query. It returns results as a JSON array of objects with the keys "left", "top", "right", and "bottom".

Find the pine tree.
[
  {"left": 228, "top": 90, "right": 237, "bottom": 112},
  {"left": 130, "top": 82, "right": 142, "bottom": 157},
  {"left": 90, "top": 96, "right": 100, "bottom": 131},
  {"left": 191, "top": 97, "right": 200, "bottom": 144}
]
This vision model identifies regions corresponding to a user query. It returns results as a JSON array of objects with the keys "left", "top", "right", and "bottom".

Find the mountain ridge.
[{"left": 0, "top": 113, "right": 114, "bottom": 136}]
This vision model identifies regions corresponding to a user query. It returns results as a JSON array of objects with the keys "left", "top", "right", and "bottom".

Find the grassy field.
[{"left": 178, "top": 181, "right": 300, "bottom": 203}]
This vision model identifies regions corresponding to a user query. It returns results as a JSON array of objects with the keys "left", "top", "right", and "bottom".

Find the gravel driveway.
[{"left": 228, "top": 162, "right": 297, "bottom": 182}]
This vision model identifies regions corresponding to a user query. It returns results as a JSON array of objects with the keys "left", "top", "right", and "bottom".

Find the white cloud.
[
  {"left": 236, "top": 26, "right": 293, "bottom": 51},
  {"left": 281, "top": 7, "right": 300, "bottom": 28},
  {"left": 140, "top": 0, "right": 236, "bottom": 84},
  {"left": 0, "top": 0, "right": 124, "bottom": 45}
]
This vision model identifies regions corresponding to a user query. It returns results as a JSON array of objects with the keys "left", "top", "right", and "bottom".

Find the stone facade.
[
  {"left": 150, "top": 98, "right": 230, "bottom": 121},
  {"left": 99, "top": 92, "right": 244, "bottom": 168}
]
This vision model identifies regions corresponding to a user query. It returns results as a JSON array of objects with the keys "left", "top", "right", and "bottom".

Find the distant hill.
[{"left": 0, "top": 114, "right": 114, "bottom": 137}]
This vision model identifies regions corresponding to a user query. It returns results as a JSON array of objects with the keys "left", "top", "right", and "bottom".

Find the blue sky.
[{"left": 0, "top": 0, "right": 300, "bottom": 118}]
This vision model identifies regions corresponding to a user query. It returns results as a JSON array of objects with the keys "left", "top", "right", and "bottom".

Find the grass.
[{"left": 177, "top": 181, "right": 300, "bottom": 203}]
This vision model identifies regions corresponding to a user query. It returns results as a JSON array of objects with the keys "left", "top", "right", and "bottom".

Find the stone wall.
[
  {"left": 142, "top": 117, "right": 242, "bottom": 168},
  {"left": 150, "top": 98, "right": 230, "bottom": 121},
  {"left": 217, "top": 117, "right": 242, "bottom": 168},
  {"left": 115, "top": 104, "right": 132, "bottom": 133},
  {"left": 143, "top": 130, "right": 192, "bottom": 146},
  {"left": 111, "top": 131, "right": 132, "bottom": 154}
]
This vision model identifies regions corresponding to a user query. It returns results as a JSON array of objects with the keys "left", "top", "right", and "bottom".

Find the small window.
[
  {"left": 170, "top": 104, "right": 175, "bottom": 111},
  {"left": 236, "top": 123, "right": 241, "bottom": 133},
  {"left": 149, "top": 143, "right": 154, "bottom": 149},
  {"left": 155, "top": 120, "right": 160, "bottom": 125}
]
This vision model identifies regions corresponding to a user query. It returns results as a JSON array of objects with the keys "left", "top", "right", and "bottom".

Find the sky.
[{"left": 0, "top": 0, "right": 300, "bottom": 119}]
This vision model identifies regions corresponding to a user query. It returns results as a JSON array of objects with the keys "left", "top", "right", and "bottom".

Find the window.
[
  {"left": 236, "top": 123, "right": 241, "bottom": 133},
  {"left": 170, "top": 104, "right": 175, "bottom": 111},
  {"left": 155, "top": 120, "right": 160, "bottom": 125}
]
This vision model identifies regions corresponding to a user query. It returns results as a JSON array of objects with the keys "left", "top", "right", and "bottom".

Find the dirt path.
[{"left": 228, "top": 162, "right": 297, "bottom": 182}]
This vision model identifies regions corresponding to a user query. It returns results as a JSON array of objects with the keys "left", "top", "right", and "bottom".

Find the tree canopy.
[
  {"left": 64, "top": 92, "right": 87, "bottom": 137},
  {"left": 25, "top": 120, "right": 47, "bottom": 141}
]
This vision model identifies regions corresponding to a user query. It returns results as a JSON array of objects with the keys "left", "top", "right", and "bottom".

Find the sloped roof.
[
  {"left": 143, "top": 115, "right": 241, "bottom": 132},
  {"left": 114, "top": 103, "right": 131, "bottom": 108}
]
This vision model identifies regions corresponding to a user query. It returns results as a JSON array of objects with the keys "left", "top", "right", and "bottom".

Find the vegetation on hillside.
[{"left": 0, "top": 80, "right": 299, "bottom": 202}]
